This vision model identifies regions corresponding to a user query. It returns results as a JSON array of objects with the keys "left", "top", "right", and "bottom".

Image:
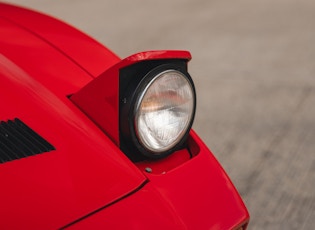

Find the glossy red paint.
[
  {"left": 0, "top": 3, "right": 120, "bottom": 78},
  {"left": 0, "top": 3, "right": 249, "bottom": 229},
  {"left": 66, "top": 131, "right": 249, "bottom": 230},
  {"left": 136, "top": 148, "right": 192, "bottom": 174},
  {"left": 0, "top": 49, "right": 146, "bottom": 230},
  {"left": 0, "top": 6, "right": 146, "bottom": 229},
  {"left": 70, "top": 50, "right": 191, "bottom": 145},
  {"left": 0, "top": 17, "right": 91, "bottom": 96}
]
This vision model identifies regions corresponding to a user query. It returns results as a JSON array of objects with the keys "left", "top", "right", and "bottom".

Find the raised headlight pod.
[
  {"left": 120, "top": 63, "right": 196, "bottom": 159},
  {"left": 71, "top": 50, "right": 194, "bottom": 160}
]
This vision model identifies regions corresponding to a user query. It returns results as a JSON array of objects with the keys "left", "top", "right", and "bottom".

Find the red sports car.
[{"left": 0, "top": 3, "right": 249, "bottom": 229}]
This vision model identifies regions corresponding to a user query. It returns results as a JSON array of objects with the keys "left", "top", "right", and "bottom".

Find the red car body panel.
[
  {"left": 0, "top": 51, "right": 146, "bottom": 229},
  {"left": 69, "top": 131, "right": 248, "bottom": 230},
  {"left": 0, "top": 3, "right": 120, "bottom": 78},
  {"left": 0, "top": 3, "right": 249, "bottom": 230}
]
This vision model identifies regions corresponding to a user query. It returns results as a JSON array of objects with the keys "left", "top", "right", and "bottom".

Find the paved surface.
[{"left": 6, "top": 0, "right": 315, "bottom": 229}]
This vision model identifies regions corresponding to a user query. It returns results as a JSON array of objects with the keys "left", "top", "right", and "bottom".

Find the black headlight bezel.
[{"left": 119, "top": 59, "right": 196, "bottom": 161}]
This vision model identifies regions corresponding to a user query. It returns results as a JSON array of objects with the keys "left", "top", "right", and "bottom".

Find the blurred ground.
[{"left": 5, "top": 0, "right": 315, "bottom": 229}]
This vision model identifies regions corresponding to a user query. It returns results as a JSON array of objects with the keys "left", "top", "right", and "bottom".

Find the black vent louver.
[{"left": 0, "top": 118, "right": 55, "bottom": 163}]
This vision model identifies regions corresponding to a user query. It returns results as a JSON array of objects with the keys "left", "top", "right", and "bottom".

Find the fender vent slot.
[{"left": 0, "top": 118, "right": 55, "bottom": 163}]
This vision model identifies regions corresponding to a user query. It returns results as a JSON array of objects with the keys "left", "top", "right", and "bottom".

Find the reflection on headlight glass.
[{"left": 135, "top": 70, "right": 194, "bottom": 153}]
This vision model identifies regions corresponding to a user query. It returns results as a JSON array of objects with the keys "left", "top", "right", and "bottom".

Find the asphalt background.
[{"left": 5, "top": 0, "right": 315, "bottom": 229}]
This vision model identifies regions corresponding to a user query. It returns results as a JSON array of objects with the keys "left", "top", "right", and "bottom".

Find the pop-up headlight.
[
  {"left": 120, "top": 62, "right": 196, "bottom": 159},
  {"left": 70, "top": 51, "right": 195, "bottom": 161}
]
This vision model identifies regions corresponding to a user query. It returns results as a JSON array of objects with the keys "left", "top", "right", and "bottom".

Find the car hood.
[{"left": 0, "top": 10, "right": 146, "bottom": 230}]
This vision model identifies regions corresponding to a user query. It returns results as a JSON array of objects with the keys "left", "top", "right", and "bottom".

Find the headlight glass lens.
[{"left": 135, "top": 70, "right": 194, "bottom": 153}]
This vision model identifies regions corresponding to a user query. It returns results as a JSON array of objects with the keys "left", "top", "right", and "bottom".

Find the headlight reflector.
[{"left": 134, "top": 69, "right": 195, "bottom": 155}]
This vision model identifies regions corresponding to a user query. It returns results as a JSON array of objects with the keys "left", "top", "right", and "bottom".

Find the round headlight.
[{"left": 133, "top": 69, "right": 195, "bottom": 157}]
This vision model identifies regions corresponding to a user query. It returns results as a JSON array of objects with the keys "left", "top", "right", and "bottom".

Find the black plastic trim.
[{"left": 0, "top": 118, "right": 55, "bottom": 163}]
